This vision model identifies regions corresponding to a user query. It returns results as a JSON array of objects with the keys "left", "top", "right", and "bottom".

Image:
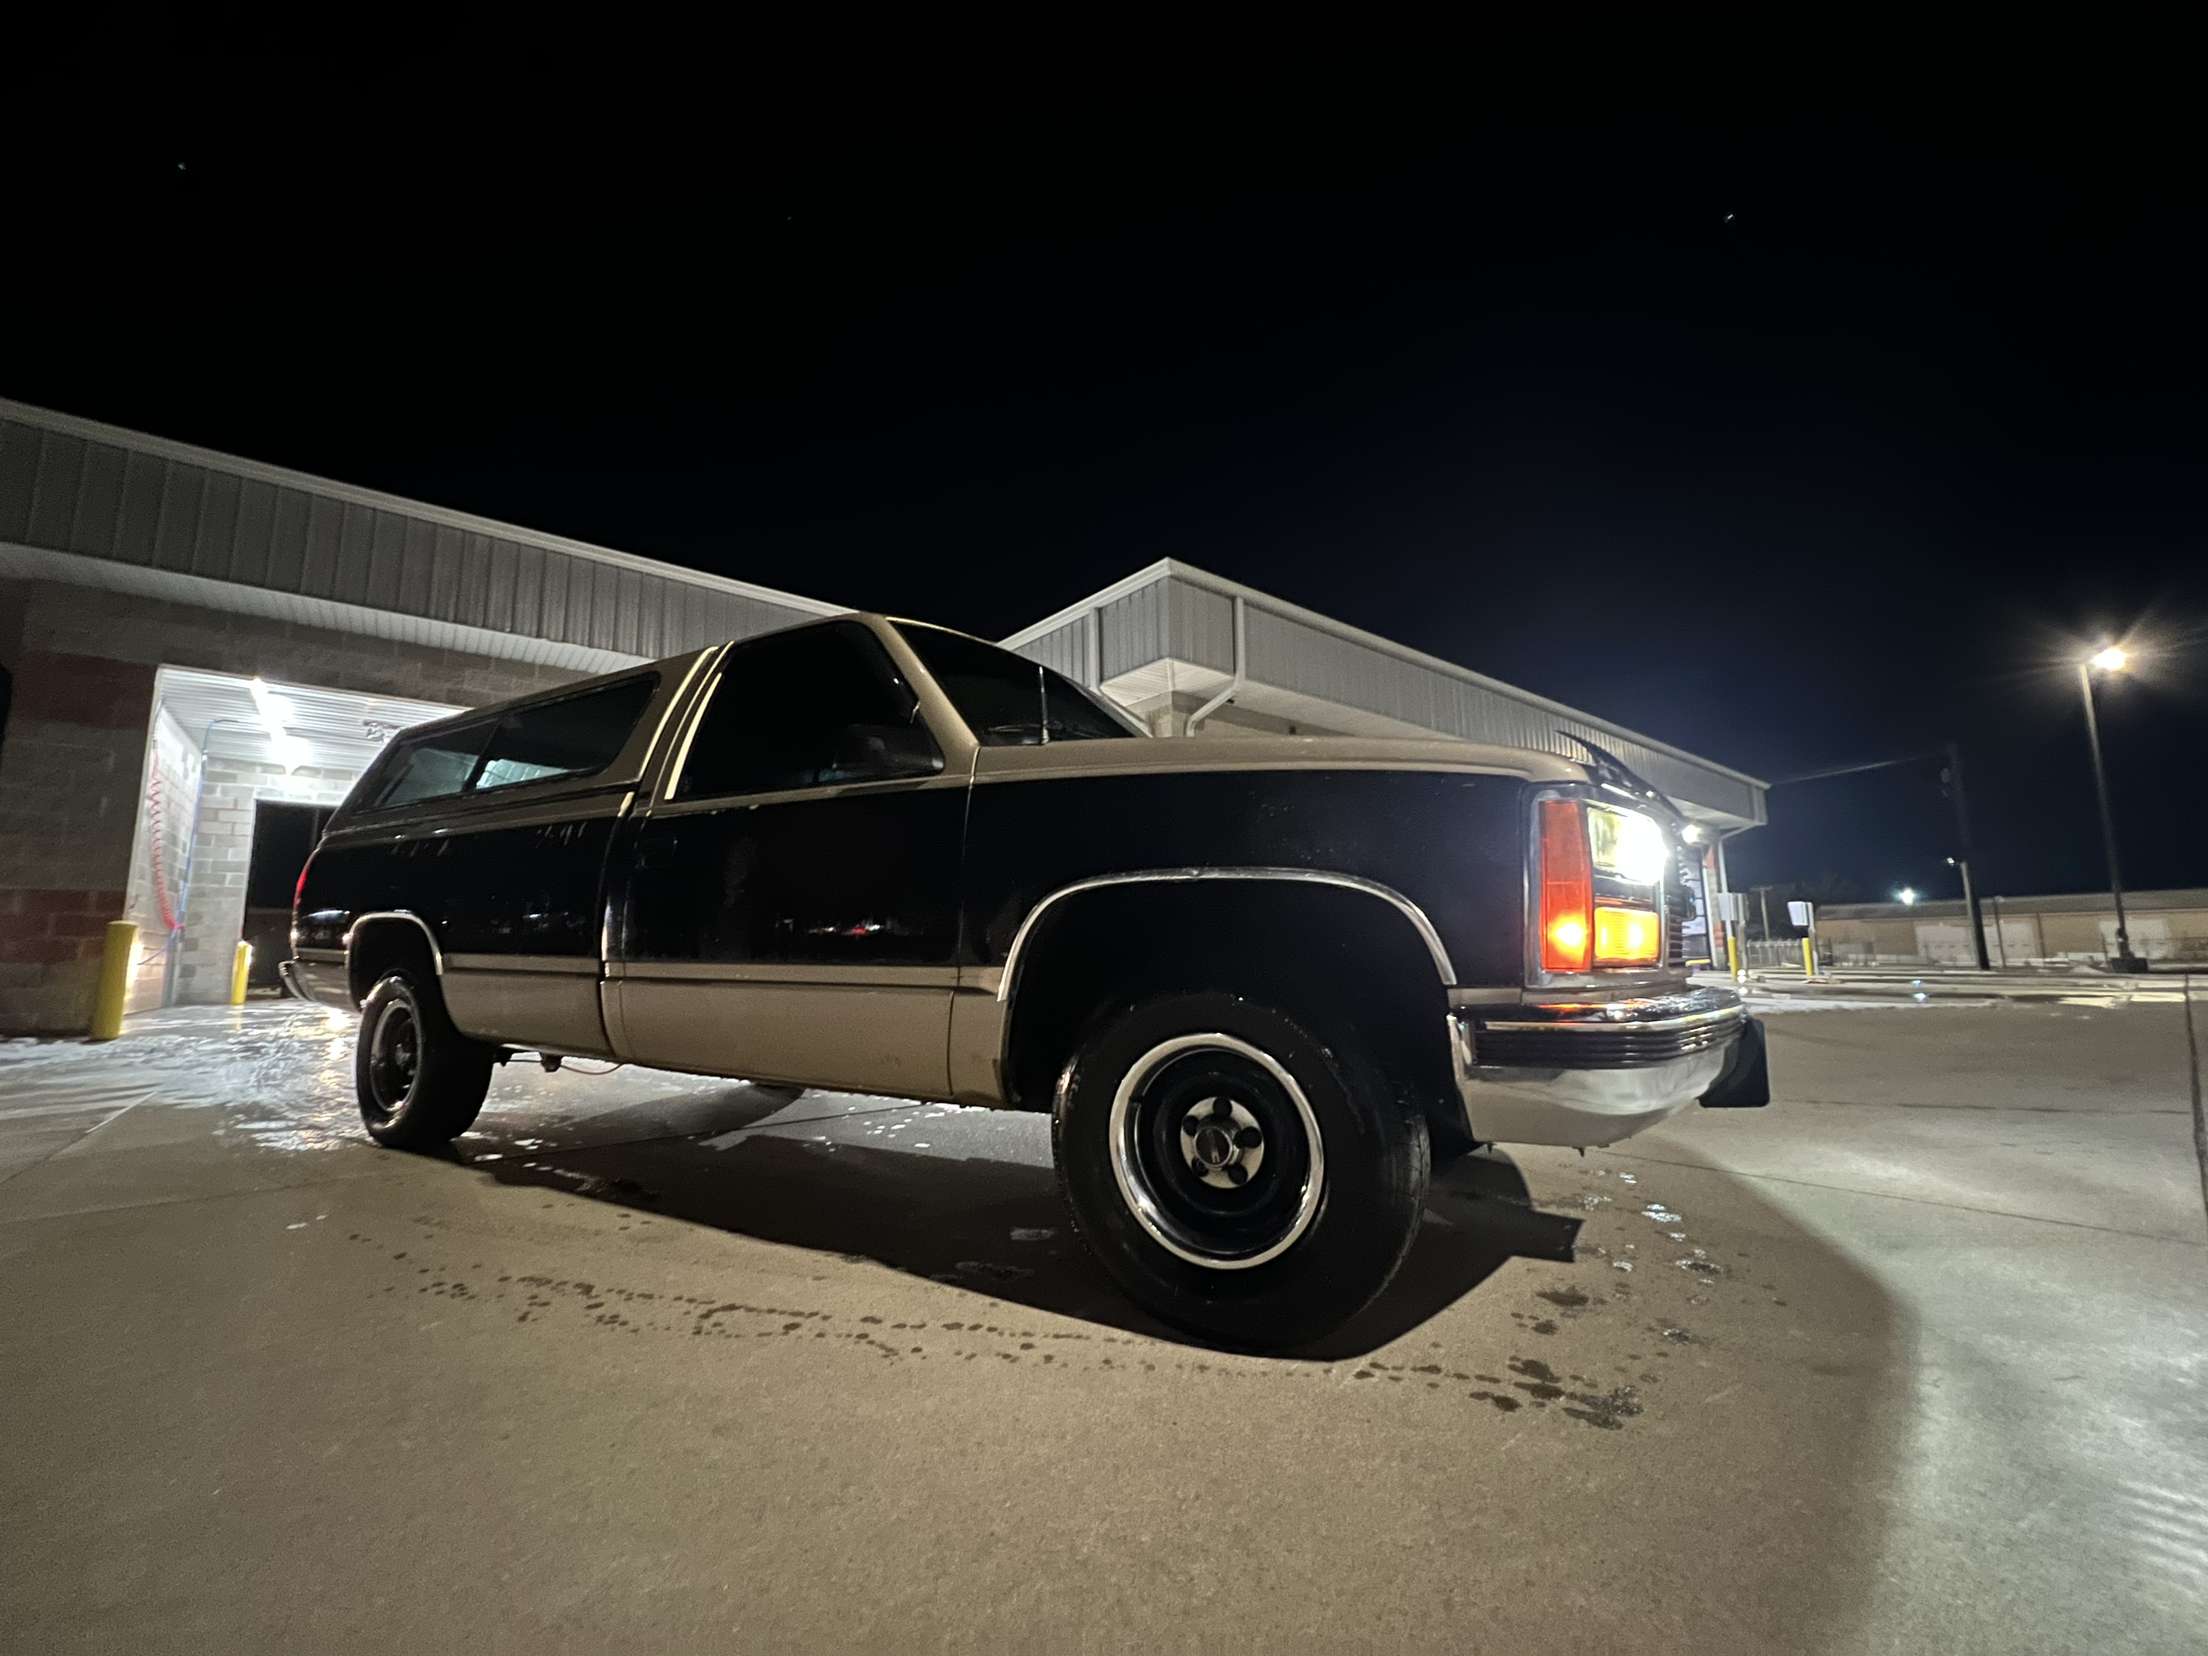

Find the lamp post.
[
  {"left": 1944, "top": 854, "right": 1980, "bottom": 962},
  {"left": 1774, "top": 745, "right": 1988, "bottom": 969},
  {"left": 2077, "top": 646, "right": 2141, "bottom": 971}
]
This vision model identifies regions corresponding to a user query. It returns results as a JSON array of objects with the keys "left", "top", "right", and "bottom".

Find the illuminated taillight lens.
[
  {"left": 1539, "top": 799, "right": 1592, "bottom": 971},
  {"left": 1593, "top": 904, "right": 1661, "bottom": 966},
  {"left": 293, "top": 852, "right": 314, "bottom": 913}
]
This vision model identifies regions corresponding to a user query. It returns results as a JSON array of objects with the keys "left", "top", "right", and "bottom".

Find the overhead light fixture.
[
  {"left": 1896, "top": 886, "right": 1919, "bottom": 906},
  {"left": 2088, "top": 644, "right": 2129, "bottom": 673},
  {"left": 248, "top": 676, "right": 310, "bottom": 773}
]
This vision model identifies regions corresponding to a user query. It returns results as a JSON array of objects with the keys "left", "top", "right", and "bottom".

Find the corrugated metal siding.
[
  {"left": 1009, "top": 617, "right": 1093, "bottom": 684},
  {"left": 0, "top": 413, "right": 830, "bottom": 665},
  {"left": 1167, "top": 580, "right": 1235, "bottom": 672},
  {"left": 1098, "top": 583, "right": 1170, "bottom": 680},
  {"left": 1244, "top": 601, "right": 1757, "bottom": 819}
]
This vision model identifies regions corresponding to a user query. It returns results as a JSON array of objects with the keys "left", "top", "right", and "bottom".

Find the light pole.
[
  {"left": 1945, "top": 855, "right": 1980, "bottom": 961},
  {"left": 2077, "top": 646, "right": 2141, "bottom": 971},
  {"left": 1774, "top": 745, "right": 1988, "bottom": 968}
]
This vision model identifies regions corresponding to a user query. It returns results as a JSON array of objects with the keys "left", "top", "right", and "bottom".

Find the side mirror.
[{"left": 833, "top": 722, "right": 944, "bottom": 781}]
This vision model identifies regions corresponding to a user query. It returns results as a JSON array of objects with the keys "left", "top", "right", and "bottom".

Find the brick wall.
[
  {"left": 121, "top": 706, "right": 204, "bottom": 1014},
  {"left": 169, "top": 759, "right": 355, "bottom": 1005},
  {"left": 0, "top": 644, "right": 157, "bottom": 1032},
  {"left": 0, "top": 577, "right": 584, "bottom": 1034}
]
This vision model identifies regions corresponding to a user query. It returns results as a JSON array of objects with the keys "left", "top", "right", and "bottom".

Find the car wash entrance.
[
  {"left": 241, "top": 801, "right": 333, "bottom": 990},
  {"left": 124, "top": 668, "right": 458, "bottom": 1014}
]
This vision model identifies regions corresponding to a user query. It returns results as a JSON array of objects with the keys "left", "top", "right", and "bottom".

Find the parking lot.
[{"left": 3, "top": 993, "right": 2204, "bottom": 1654}]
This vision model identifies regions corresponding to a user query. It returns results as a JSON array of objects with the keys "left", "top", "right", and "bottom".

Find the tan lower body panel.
[
  {"left": 442, "top": 958, "right": 614, "bottom": 1058},
  {"left": 609, "top": 978, "right": 953, "bottom": 1099},
  {"left": 947, "top": 989, "right": 1011, "bottom": 1105}
]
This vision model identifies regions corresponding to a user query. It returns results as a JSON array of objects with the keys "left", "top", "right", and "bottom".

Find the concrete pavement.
[{"left": 2, "top": 997, "right": 2203, "bottom": 1653}]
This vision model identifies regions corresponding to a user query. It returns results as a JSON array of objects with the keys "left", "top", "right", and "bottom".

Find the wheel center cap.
[
  {"left": 1192, "top": 1123, "right": 1236, "bottom": 1169},
  {"left": 1178, "top": 1097, "right": 1265, "bottom": 1190}
]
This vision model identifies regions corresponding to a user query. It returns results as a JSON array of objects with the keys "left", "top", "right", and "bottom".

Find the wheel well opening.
[
  {"left": 1002, "top": 881, "right": 1453, "bottom": 1128},
  {"left": 346, "top": 920, "right": 438, "bottom": 1006}
]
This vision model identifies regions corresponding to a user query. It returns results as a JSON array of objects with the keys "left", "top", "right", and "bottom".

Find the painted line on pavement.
[{"left": 1588, "top": 1146, "right": 2208, "bottom": 1247}]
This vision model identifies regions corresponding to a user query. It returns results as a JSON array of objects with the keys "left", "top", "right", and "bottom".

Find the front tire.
[
  {"left": 355, "top": 968, "right": 494, "bottom": 1149},
  {"left": 1052, "top": 991, "right": 1429, "bottom": 1350}
]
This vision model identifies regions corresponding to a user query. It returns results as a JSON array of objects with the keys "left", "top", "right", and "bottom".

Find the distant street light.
[
  {"left": 2077, "top": 645, "right": 2143, "bottom": 970},
  {"left": 1896, "top": 887, "right": 1919, "bottom": 906}
]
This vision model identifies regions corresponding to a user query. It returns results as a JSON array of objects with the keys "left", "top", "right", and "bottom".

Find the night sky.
[{"left": 14, "top": 77, "right": 2204, "bottom": 905}]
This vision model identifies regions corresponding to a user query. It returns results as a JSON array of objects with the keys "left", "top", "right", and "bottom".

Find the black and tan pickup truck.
[{"left": 287, "top": 614, "right": 1768, "bottom": 1346}]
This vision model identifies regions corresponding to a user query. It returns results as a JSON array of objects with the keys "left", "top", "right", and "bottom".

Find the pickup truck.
[{"left": 288, "top": 614, "right": 1767, "bottom": 1347}]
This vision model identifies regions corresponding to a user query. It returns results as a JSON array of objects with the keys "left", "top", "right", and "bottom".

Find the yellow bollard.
[
  {"left": 230, "top": 940, "right": 254, "bottom": 1006},
  {"left": 91, "top": 920, "right": 137, "bottom": 1041},
  {"left": 1725, "top": 927, "right": 1741, "bottom": 977},
  {"left": 1801, "top": 936, "right": 1816, "bottom": 979}
]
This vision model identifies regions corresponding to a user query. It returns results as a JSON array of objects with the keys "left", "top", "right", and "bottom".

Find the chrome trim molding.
[
  {"left": 444, "top": 953, "right": 601, "bottom": 976},
  {"left": 647, "top": 772, "right": 969, "bottom": 818},
  {"left": 294, "top": 947, "right": 345, "bottom": 965},
  {"left": 343, "top": 911, "right": 443, "bottom": 975},
  {"left": 1481, "top": 1004, "right": 1744, "bottom": 1037},
  {"left": 997, "top": 867, "right": 1456, "bottom": 1003},
  {"left": 967, "top": 755, "right": 1547, "bottom": 788},
  {"left": 610, "top": 960, "right": 963, "bottom": 988}
]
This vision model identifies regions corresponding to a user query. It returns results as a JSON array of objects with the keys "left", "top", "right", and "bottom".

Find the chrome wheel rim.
[
  {"left": 1107, "top": 1033, "right": 1324, "bottom": 1271},
  {"left": 366, "top": 998, "right": 420, "bottom": 1117}
]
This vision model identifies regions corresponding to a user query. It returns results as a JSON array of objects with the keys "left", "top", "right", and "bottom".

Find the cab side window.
[{"left": 674, "top": 623, "right": 934, "bottom": 800}]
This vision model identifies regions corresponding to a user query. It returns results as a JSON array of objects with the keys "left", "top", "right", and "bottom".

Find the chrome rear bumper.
[{"left": 1449, "top": 987, "right": 1747, "bottom": 1149}]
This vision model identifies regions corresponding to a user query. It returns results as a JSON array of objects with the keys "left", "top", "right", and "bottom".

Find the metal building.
[
  {"left": 1003, "top": 561, "right": 1765, "bottom": 828},
  {"left": 0, "top": 399, "right": 1765, "bottom": 1034}
]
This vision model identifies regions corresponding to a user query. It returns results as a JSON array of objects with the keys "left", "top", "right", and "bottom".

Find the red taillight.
[
  {"left": 1538, "top": 799, "right": 1592, "bottom": 971},
  {"left": 293, "top": 852, "right": 314, "bottom": 913}
]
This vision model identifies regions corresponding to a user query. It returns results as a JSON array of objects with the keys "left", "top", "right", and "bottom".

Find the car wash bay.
[{"left": 120, "top": 668, "right": 458, "bottom": 1013}]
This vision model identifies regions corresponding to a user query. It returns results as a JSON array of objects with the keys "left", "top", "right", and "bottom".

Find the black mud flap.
[{"left": 1698, "top": 1015, "right": 1771, "bottom": 1109}]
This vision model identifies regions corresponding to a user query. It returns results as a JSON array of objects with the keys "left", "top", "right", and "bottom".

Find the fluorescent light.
[{"left": 248, "top": 676, "right": 311, "bottom": 772}]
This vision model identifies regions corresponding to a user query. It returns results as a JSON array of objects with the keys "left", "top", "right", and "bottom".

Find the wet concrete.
[{"left": 1, "top": 997, "right": 2202, "bottom": 1653}]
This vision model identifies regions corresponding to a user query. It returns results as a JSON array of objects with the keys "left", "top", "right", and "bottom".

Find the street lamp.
[
  {"left": 2077, "top": 645, "right": 2142, "bottom": 971},
  {"left": 1896, "top": 886, "right": 1919, "bottom": 906}
]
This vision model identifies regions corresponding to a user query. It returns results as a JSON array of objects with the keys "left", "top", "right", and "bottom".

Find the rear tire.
[
  {"left": 1052, "top": 991, "right": 1429, "bottom": 1351},
  {"left": 355, "top": 968, "right": 494, "bottom": 1149}
]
